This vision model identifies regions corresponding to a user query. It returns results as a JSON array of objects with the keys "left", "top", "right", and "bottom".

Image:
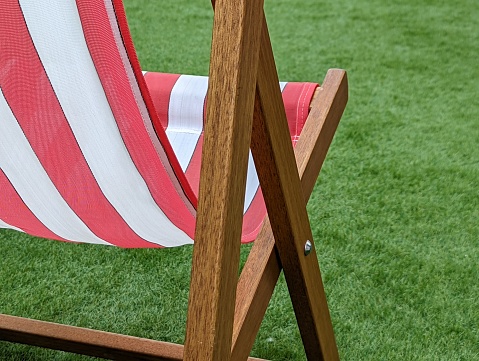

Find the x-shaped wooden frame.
[{"left": 184, "top": 0, "right": 348, "bottom": 360}]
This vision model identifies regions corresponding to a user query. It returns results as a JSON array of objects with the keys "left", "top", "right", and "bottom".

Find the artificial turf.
[{"left": 1, "top": 0, "right": 478, "bottom": 360}]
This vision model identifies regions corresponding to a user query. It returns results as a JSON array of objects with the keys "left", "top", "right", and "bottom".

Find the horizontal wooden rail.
[{"left": 0, "top": 314, "right": 266, "bottom": 361}]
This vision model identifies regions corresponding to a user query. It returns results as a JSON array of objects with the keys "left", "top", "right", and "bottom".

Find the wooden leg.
[{"left": 183, "top": 0, "right": 265, "bottom": 360}]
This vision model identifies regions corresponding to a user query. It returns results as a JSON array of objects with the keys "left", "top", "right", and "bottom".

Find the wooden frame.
[{"left": 0, "top": 0, "right": 348, "bottom": 360}]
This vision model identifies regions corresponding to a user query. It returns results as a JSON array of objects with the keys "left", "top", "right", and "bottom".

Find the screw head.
[{"left": 304, "top": 240, "right": 312, "bottom": 256}]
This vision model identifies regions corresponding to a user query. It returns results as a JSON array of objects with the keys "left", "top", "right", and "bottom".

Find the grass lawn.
[{"left": 1, "top": 0, "right": 478, "bottom": 360}]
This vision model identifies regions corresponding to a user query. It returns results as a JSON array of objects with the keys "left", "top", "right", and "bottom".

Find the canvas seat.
[{"left": 0, "top": 2, "right": 317, "bottom": 247}]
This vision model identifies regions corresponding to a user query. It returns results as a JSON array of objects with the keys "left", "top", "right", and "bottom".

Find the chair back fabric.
[{"left": 0, "top": 0, "right": 317, "bottom": 247}]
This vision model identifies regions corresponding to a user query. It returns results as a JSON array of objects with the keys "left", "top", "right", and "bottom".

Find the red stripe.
[
  {"left": 0, "top": 170, "right": 65, "bottom": 242},
  {"left": 144, "top": 72, "right": 180, "bottom": 130},
  {"left": 0, "top": 3, "right": 155, "bottom": 248},
  {"left": 282, "top": 82, "right": 318, "bottom": 143},
  {"left": 77, "top": 0, "right": 196, "bottom": 240},
  {"left": 184, "top": 134, "right": 204, "bottom": 196}
]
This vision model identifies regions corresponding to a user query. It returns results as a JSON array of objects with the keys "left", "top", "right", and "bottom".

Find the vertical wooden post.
[{"left": 184, "top": 0, "right": 265, "bottom": 360}]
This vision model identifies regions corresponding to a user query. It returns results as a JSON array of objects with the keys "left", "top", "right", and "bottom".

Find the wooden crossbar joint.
[
  {"left": 232, "top": 69, "right": 347, "bottom": 361},
  {"left": 232, "top": 68, "right": 348, "bottom": 361},
  {"left": 244, "top": 17, "right": 347, "bottom": 361}
]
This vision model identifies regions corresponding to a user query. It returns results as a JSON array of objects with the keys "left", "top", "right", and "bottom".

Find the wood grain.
[
  {"left": 183, "top": 0, "right": 265, "bottom": 360},
  {"left": 0, "top": 314, "right": 183, "bottom": 361},
  {"left": 232, "top": 68, "right": 348, "bottom": 361},
  {"left": 0, "top": 0, "right": 347, "bottom": 358},
  {"left": 294, "top": 69, "right": 349, "bottom": 201},
  {"left": 0, "top": 314, "right": 267, "bottom": 361},
  {"left": 245, "top": 19, "right": 347, "bottom": 361},
  {"left": 0, "top": 69, "right": 347, "bottom": 361}
]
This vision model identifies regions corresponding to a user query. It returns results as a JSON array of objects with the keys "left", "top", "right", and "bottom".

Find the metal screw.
[{"left": 304, "top": 240, "right": 312, "bottom": 256}]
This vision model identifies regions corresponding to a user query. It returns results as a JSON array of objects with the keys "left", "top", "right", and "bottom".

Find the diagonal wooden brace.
[
  {"left": 244, "top": 19, "right": 346, "bottom": 361},
  {"left": 232, "top": 68, "right": 348, "bottom": 361}
]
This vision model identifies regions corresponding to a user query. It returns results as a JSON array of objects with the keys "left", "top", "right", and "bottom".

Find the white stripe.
[
  {"left": 166, "top": 130, "right": 203, "bottom": 172},
  {"left": 0, "top": 218, "right": 23, "bottom": 233},
  {"left": 20, "top": 0, "right": 193, "bottom": 247},
  {"left": 0, "top": 91, "right": 110, "bottom": 245},
  {"left": 166, "top": 75, "right": 208, "bottom": 170},
  {"left": 243, "top": 151, "right": 260, "bottom": 213}
]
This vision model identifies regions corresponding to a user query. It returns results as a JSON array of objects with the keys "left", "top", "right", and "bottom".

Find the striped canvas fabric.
[{"left": 0, "top": 0, "right": 318, "bottom": 248}]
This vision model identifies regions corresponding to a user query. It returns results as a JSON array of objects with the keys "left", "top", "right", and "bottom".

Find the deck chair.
[{"left": 0, "top": 0, "right": 348, "bottom": 360}]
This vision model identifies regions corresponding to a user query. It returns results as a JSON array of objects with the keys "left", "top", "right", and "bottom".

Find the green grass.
[{"left": 1, "top": 0, "right": 478, "bottom": 360}]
